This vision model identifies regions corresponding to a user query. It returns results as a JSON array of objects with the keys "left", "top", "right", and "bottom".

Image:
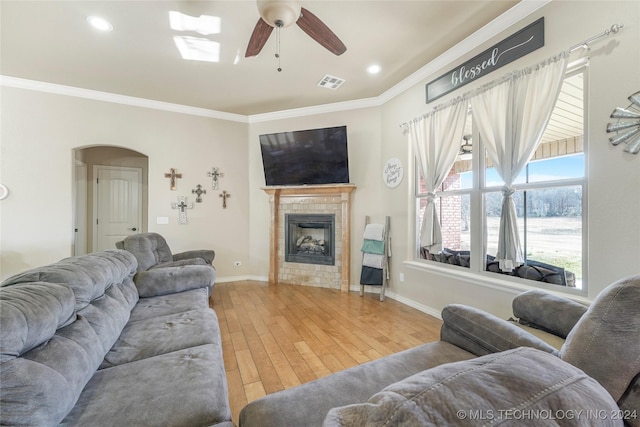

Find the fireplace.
[
  {"left": 262, "top": 184, "right": 355, "bottom": 291},
  {"left": 285, "top": 214, "right": 335, "bottom": 266}
]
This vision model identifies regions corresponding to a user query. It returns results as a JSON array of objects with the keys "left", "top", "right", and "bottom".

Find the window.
[{"left": 415, "top": 69, "right": 586, "bottom": 290}]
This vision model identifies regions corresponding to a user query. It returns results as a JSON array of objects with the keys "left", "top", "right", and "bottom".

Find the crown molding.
[
  {"left": 0, "top": 75, "right": 248, "bottom": 123},
  {"left": 0, "top": 1, "right": 549, "bottom": 123}
]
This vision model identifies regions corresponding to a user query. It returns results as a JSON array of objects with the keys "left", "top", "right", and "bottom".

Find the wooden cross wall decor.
[
  {"left": 219, "top": 190, "right": 231, "bottom": 209},
  {"left": 171, "top": 196, "right": 193, "bottom": 224},
  {"left": 207, "top": 167, "right": 224, "bottom": 190},
  {"left": 192, "top": 184, "right": 206, "bottom": 203},
  {"left": 164, "top": 168, "right": 182, "bottom": 190}
]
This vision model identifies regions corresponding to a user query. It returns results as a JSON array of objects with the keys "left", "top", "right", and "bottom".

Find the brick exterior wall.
[{"left": 440, "top": 171, "right": 462, "bottom": 251}]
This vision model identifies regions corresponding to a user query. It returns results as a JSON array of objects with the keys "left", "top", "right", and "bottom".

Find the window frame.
[{"left": 412, "top": 63, "right": 589, "bottom": 296}]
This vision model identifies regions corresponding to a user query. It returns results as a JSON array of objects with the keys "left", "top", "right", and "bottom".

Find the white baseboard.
[
  {"left": 350, "top": 285, "right": 442, "bottom": 320},
  {"left": 215, "top": 275, "right": 268, "bottom": 283}
]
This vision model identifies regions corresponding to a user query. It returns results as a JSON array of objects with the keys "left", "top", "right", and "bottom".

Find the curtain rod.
[
  {"left": 569, "top": 24, "right": 624, "bottom": 52},
  {"left": 399, "top": 23, "right": 624, "bottom": 130}
]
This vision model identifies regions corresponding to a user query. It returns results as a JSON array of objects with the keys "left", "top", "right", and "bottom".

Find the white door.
[
  {"left": 93, "top": 166, "right": 142, "bottom": 252},
  {"left": 73, "top": 160, "right": 88, "bottom": 255}
]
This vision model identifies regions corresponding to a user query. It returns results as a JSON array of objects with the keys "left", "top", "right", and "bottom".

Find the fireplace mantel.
[{"left": 262, "top": 184, "right": 355, "bottom": 291}]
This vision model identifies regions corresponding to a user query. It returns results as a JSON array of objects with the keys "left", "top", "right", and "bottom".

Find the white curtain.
[
  {"left": 408, "top": 100, "right": 468, "bottom": 253},
  {"left": 469, "top": 53, "right": 568, "bottom": 271}
]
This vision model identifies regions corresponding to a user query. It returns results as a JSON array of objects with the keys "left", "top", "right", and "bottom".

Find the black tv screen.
[{"left": 260, "top": 125, "right": 349, "bottom": 186}]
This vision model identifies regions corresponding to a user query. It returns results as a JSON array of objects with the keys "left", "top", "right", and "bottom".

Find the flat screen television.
[{"left": 259, "top": 125, "right": 349, "bottom": 186}]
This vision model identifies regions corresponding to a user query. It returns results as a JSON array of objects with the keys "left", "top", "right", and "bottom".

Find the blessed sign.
[{"left": 426, "top": 17, "right": 545, "bottom": 103}]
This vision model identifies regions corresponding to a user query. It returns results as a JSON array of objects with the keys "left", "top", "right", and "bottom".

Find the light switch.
[{"left": 156, "top": 216, "right": 169, "bottom": 224}]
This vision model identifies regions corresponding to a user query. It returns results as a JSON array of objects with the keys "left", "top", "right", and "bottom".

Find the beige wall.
[
  {"left": 377, "top": 0, "right": 640, "bottom": 316},
  {"left": 0, "top": 90, "right": 249, "bottom": 280},
  {"left": 2, "top": 1, "right": 639, "bottom": 319}
]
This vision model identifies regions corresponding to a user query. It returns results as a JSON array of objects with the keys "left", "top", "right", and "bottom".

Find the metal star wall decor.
[{"left": 607, "top": 90, "right": 640, "bottom": 154}]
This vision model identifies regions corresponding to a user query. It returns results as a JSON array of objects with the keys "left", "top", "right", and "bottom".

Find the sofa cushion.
[
  {"left": 61, "top": 344, "right": 232, "bottom": 427},
  {"left": 324, "top": 347, "right": 623, "bottom": 427},
  {"left": 0, "top": 305, "right": 106, "bottom": 426},
  {"left": 559, "top": 274, "right": 640, "bottom": 401},
  {"left": 119, "top": 232, "right": 174, "bottom": 270},
  {"left": 134, "top": 264, "right": 215, "bottom": 297},
  {"left": 0, "top": 282, "right": 75, "bottom": 362},
  {"left": 512, "top": 289, "right": 587, "bottom": 338},
  {"left": 441, "top": 304, "right": 558, "bottom": 356},
  {"left": 1, "top": 250, "right": 138, "bottom": 311},
  {"left": 0, "top": 251, "right": 141, "bottom": 426},
  {"left": 128, "top": 287, "right": 210, "bottom": 322},
  {"left": 101, "top": 308, "right": 221, "bottom": 368}
]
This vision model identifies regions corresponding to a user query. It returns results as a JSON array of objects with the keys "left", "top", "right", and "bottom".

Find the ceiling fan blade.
[
  {"left": 296, "top": 7, "right": 346, "bottom": 56},
  {"left": 245, "top": 18, "right": 274, "bottom": 57}
]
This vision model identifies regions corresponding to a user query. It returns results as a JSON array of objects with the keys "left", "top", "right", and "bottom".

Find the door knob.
[{"left": 129, "top": 227, "right": 137, "bottom": 231}]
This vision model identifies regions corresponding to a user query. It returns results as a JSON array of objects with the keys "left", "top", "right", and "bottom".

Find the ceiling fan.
[{"left": 245, "top": 0, "right": 347, "bottom": 58}]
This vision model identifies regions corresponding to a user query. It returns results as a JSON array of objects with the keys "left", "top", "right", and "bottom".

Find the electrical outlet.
[
  {"left": 234, "top": 261, "right": 241, "bottom": 267},
  {"left": 399, "top": 273, "right": 405, "bottom": 282}
]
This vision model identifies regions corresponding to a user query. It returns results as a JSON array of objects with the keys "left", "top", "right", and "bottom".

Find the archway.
[{"left": 73, "top": 146, "right": 149, "bottom": 254}]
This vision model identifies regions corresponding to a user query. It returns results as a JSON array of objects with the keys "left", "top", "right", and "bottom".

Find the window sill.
[{"left": 404, "top": 259, "right": 591, "bottom": 304}]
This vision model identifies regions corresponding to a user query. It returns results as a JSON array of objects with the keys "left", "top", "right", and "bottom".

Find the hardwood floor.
[{"left": 210, "top": 281, "right": 443, "bottom": 424}]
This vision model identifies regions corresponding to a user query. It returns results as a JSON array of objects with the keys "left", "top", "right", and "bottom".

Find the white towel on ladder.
[
  {"left": 363, "top": 253, "right": 384, "bottom": 269},
  {"left": 363, "top": 223, "right": 384, "bottom": 241}
]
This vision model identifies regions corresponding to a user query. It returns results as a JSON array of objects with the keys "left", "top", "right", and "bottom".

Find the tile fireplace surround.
[{"left": 262, "top": 184, "right": 356, "bottom": 291}]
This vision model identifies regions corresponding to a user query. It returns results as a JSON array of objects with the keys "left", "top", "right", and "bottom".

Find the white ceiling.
[{"left": 0, "top": 0, "right": 520, "bottom": 116}]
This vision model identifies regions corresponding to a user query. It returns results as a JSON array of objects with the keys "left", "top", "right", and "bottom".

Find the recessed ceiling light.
[
  {"left": 87, "top": 16, "right": 113, "bottom": 32},
  {"left": 367, "top": 64, "right": 382, "bottom": 74}
]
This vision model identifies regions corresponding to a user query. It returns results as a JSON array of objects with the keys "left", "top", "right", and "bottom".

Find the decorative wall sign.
[
  {"left": 171, "top": 196, "right": 193, "bottom": 224},
  {"left": 426, "top": 17, "right": 545, "bottom": 103},
  {"left": 607, "top": 90, "right": 640, "bottom": 154},
  {"left": 164, "top": 168, "right": 182, "bottom": 190},
  {"left": 192, "top": 184, "right": 206, "bottom": 202},
  {"left": 383, "top": 158, "right": 404, "bottom": 188},
  {"left": 207, "top": 167, "right": 224, "bottom": 190},
  {"left": 219, "top": 190, "right": 231, "bottom": 209}
]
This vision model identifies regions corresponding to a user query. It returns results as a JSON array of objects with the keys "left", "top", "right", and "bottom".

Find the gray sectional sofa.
[
  {"left": 240, "top": 274, "right": 640, "bottom": 427},
  {"left": 0, "top": 250, "right": 233, "bottom": 427},
  {"left": 2, "top": 246, "right": 638, "bottom": 427}
]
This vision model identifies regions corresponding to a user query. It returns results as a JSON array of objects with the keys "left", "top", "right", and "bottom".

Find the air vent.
[{"left": 317, "top": 75, "right": 345, "bottom": 90}]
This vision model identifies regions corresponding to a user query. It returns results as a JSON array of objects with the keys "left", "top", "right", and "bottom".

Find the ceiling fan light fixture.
[{"left": 257, "top": 0, "right": 302, "bottom": 28}]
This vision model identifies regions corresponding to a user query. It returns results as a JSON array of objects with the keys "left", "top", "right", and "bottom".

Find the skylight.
[
  {"left": 173, "top": 36, "right": 220, "bottom": 62},
  {"left": 169, "top": 11, "right": 220, "bottom": 35},
  {"left": 169, "top": 11, "right": 221, "bottom": 62}
]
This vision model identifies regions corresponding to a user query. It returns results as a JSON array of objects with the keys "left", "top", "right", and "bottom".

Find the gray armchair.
[
  {"left": 116, "top": 232, "right": 216, "bottom": 297},
  {"left": 116, "top": 232, "right": 214, "bottom": 271},
  {"left": 440, "top": 276, "right": 640, "bottom": 426}
]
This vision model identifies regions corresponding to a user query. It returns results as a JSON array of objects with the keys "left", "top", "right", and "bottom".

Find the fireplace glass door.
[{"left": 285, "top": 214, "right": 335, "bottom": 265}]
